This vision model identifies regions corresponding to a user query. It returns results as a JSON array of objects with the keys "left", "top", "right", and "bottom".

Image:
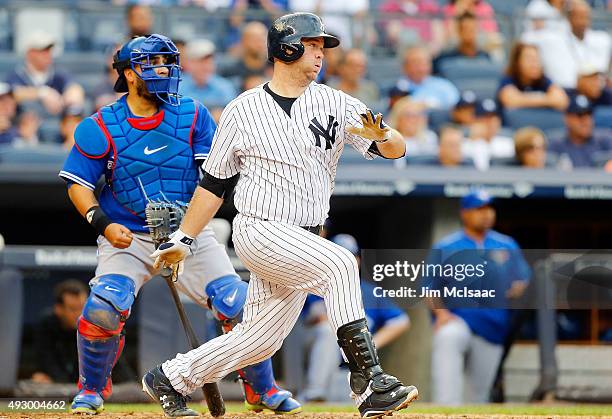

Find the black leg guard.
[
  {"left": 337, "top": 318, "right": 384, "bottom": 393},
  {"left": 337, "top": 319, "right": 418, "bottom": 418}
]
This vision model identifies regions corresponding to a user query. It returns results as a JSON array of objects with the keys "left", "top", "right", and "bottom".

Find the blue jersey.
[
  {"left": 426, "top": 229, "right": 531, "bottom": 344},
  {"left": 360, "top": 281, "right": 409, "bottom": 333},
  {"left": 59, "top": 95, "right": 216, "bottom": 232},
  {"left": 304, "top": 281, "right": 408, "bottom": 334}
]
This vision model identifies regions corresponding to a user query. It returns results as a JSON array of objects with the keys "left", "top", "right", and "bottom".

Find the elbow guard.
[{"left": 199, "top": 171, "right": 239, "bottom": 199}]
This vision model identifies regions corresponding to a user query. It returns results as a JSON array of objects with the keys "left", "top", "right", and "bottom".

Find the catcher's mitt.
[{"left": 145, "top": 201, "right": 188, "bottom": 247}]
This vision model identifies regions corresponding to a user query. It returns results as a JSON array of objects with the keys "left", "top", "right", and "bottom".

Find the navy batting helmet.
[{"left": 267, "top": 13, "right": 340, "bottom": 63}]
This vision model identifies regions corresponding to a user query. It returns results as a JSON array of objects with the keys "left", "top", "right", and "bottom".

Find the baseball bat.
[{"left": 159, "top": 265, "right": 226, "bottom": 418}]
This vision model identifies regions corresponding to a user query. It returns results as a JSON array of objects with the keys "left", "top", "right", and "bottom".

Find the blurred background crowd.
[{"left": 0, "top": 0, "right": 610, "bottom": 170}]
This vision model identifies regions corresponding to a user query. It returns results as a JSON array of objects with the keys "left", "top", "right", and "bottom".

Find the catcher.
[{"left": 58, "top": 34, "right": 301, "bottom": 416}]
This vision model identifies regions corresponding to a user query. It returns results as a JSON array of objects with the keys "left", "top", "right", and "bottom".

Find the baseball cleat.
[
  {"left": 142, "top": 365, "right": 199, "bottom": 418},
  {"left": 243, "top": 382, "right": 303, "bottom": 415},
  {"left": 353, "top": 378, "right": 418, "bottom": 419},
  {"left": 245, "top": 396, "right": 303, "bottom": 415},
  {"left": 70, "top": 390, "right": 104, "bottom": 415}
]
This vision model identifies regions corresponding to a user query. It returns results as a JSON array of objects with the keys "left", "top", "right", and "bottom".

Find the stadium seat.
[
  {"left": 38, "top": 118, "right": 61, "bottom": 144},
  {"left": 504, "top": 108, "right": 564, "bottom": 132},
  {"left": 74, "top": 73, "right": 105, "bottom": 94},
  {"left": 0, "top": 52, "right": 19, "bottom": 77},
  {"left": 62, "top": 10, "right": 80, "bottom": 51},
  {"left": 454, "top": 79, "right": 500, "bottom": 101},
  {"left": 77, "top": 9, "right": 124, "bottom": 51},
  {"left": 0, "top": 8, "right": 12, "bottom": 51},
  {"left": 13, "top": 8, "right": 65, "bottom": 54},
  {"left": 438, "top": 59, "right": 502, "bottom": 100},
  {"left": 368, "top": 57, "right": 401, "bottom": 92},
  {"left": 490, "top": 156, "right": 518, "bottom": 167},
  {"left": 164, "top": 9, "right": 226, "bottom": 46},
  {"left": 56, "top": 53, "right": 107, "bottom": 76},
  {"left": 438, "top": 58, "right": 503, "bottom": 81},
  {"left": 405, "top": 155, "right": 438, "bottom": 165},
  {"left": 486, "top": 0, "right": 530, "bottom": 16},
  {"left": 594, "top": 106, "right": 612, "bottom": 129}
]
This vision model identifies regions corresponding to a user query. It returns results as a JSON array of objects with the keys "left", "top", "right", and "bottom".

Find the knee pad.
[
  {"left": 205, "top": 274, "right": 247, "bottom": 330},
  {"left": 80, "top": 274, "right": 136, "bottom": 336}
]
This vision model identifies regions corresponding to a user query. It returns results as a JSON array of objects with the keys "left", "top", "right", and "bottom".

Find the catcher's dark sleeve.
[{"left": 199, "top": 171, "right": 239, "bottom": 199}]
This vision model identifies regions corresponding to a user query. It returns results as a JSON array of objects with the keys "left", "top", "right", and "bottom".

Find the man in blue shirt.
[
  {"left": 395, "top": 46, "right": 460, "bottom": 110},
  {"left": 549, "top": 94, "right": 612, "bottom": 168},
  {"left": 300, "top": 234, "right": 411, "bottom": 402},
  {"left": 426, "top": 190, "right": 530, "bottom": 405},
  {"left": 59, "top": 34, "right": 300, "bottom": 417},
  {"left": 5, "top": 30, "right": 84, "bottom": 116},
  {"left": 432, "top": 12, "right": 491, "bottom": 76},
  {"left": 180, "top": 39, "right": 237, "bottom": 122}
]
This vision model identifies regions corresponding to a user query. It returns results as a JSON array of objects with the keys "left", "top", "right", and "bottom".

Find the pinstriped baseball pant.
[{"left": 162, "top": 217, "right": 365, "bottom": 395}]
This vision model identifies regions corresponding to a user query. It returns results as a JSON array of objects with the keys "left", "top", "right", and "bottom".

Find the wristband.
[
  {"left": 172, "top": 229, "right": 195, "bottom": 247},
  {"left": 85, "top": 206, "right": 112, "bottom": 236}
]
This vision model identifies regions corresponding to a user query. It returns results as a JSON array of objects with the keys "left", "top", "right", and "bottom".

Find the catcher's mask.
[{"left": 113, "top": 34, "right": 181, "bottom": 106}]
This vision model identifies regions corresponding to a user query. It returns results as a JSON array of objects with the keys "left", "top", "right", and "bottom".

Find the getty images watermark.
[
  {"left": 371, "top": 259, "right": 492, "bottom": 299},
  {"left": 359, "top": 249, "right": 612, "bottom": 309}
]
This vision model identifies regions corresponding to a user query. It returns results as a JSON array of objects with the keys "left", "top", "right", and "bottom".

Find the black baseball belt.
[{"left": 262, "top": 219, "right": 322, "bottom": 235}]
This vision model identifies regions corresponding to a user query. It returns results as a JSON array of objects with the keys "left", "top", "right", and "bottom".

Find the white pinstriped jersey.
[{"left": 203, "top": 82, "right": 376, "bottom": 227}]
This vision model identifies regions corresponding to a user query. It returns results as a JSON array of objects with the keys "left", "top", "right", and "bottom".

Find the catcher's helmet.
[
  {"left": 112, "top": 34, "right": 181, "bottom": 106},
  {"left": 267, "top": 13, "right": 340, "bottom": 63}
]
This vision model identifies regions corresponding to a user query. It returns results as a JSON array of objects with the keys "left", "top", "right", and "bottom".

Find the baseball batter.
[
  {"left": 59, "top": 34, "right": 301, "bottom": 416},
  {"left": 145, "top": 13, "right": 419, "bottom": 419}
]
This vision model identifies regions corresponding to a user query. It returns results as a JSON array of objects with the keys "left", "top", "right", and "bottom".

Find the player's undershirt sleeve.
[{"left": 343, "top": 94, "right": 379, "bottom": 160}]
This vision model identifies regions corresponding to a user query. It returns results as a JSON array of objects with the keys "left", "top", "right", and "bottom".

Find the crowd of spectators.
[{"left": 0, "top": 0, "right": 610, "bottom": 171}]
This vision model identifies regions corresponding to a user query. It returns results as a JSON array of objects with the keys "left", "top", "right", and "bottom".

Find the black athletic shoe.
[
  {"left": 352, "top": 373, "right": 419, "bottom": 419},
  {"left": 142, "top": 365, "right": 199, "bottom": 418}
]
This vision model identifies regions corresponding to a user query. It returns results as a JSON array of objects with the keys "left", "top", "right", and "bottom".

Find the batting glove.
[
  {"left": 151, "top": 229, "right": 195, "bottom": 276},
  {"left": 346, "top": 109, "right": 392, "bottom": 143}
]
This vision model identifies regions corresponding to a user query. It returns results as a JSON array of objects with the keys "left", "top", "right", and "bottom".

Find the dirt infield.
[
  {"left": 3, "top": 402, "right": 612, "bottom": 419},
  {"left": 2, "top": 413, "right": 612, "bottom": 419}
]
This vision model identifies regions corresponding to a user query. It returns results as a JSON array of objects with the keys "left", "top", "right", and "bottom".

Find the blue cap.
[
  {"left": 566, "top": 94, "right": 593, "bottom": 115},
  {"left": 475, "top": 98, "right": 498, "bottom": 117},
  {"left": 330, "top": 234, "right": 360, "bottom": 256},
  {"left": 461, "top": 189, "right": 493, "bottom": 210},
  {"left": 455, "top": 90, "right": 477, "bottom": 108}
]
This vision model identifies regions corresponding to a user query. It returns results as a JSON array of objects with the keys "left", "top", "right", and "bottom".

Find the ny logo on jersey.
[{"left": 309, "top": 115, "right": 339, "bottom": 150}]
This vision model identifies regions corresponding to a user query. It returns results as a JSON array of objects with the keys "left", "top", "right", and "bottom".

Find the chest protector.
[{"left": 97, "top": 97, "right": 199, "bottom": 219}]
